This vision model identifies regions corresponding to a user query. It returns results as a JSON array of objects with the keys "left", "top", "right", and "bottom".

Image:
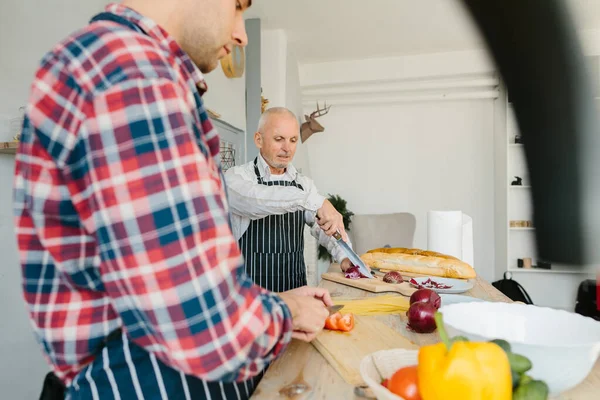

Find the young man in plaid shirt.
[{"left": 14, "top": 1, "right": 332, "bottom": 398}]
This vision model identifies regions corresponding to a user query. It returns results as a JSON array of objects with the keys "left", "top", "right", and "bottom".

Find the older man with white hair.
[{"left": 225, "top": 107, "right": 355, "bottom": 292}]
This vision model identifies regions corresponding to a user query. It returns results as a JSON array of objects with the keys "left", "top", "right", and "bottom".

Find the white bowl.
[
  {"left": 359, "top": 349, "right": 419, "bottom": 400},
  {"left": 439, "top": 301, "right": 600, "bottom": 394}
]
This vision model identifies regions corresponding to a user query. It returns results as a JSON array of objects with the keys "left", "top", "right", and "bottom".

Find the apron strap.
[
  {"left": 90, "top": 12, "right": 145, "bottom": 34},
  {"left": 253, "top": 156, "right": 304, "bottom": 189},
  {"left": 253, "top": 157, "right": 265, "bottom": 184}
]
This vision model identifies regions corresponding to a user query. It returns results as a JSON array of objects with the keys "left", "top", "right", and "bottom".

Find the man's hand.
[
  {"left": 316, "top": 199, "right": 348, "bottom": 240},
  {"left": 284, "top": 286, "right": 334, "bottom": 307},
  {"left": 279, "top": 286, "right": 333, "bottom": 342}
]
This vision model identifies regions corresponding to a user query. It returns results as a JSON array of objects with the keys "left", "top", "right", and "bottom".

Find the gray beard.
[{"left": 264, "top": 155, "right": 288, "bottom": 171}]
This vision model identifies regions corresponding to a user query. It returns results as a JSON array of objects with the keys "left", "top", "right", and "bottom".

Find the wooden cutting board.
[
  {"left": 312, "top": 315, "right": 418, "bottom": 386},
  {"left": 321, "top": 271, "right": 417, "bottom": 297}
]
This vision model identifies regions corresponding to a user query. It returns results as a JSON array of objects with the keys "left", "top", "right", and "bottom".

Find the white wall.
[
  {"left": 285, "top": 45, "right": 311, "bottom": 177},
  {"left": 0, "top": 1, "right": 246, "bottom": 397},
  {"left": 261, "top": 30, "right": 288, "bottom": 109},
  {"left": 0, "top": 0, "right": 109, "bottom": 114},
  {"left": 260, "top": 29, "right": 311, "bottom": 175},
  {"left": 203, "top": 64, "right": 246, "bottom": 130},
  {"left": 304, "top": 99, "right": 496, "bottom": 282}
]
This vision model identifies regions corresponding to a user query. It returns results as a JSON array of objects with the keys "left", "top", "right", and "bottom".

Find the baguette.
[
  {"left": 361, "top": 247, "right": 476, "bottom": 279},
  {"left": 367, "top": 247, "right": 460, "bottom": 261}
]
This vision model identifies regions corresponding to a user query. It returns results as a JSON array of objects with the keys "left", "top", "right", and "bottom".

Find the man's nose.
[{"left": 232, "top": 13, "right": 248, "bottom": 47}]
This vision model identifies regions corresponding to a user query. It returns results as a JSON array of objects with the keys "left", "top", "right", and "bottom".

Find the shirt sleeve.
[
  {"left": 224, "top": 167, "right": 325, "bottom": 219},
  {"left": 305, "top": 211, "right": 351, "bottom": 263},
  {"left": 71, "top": 77, "right": 293, "bottom": 382}
]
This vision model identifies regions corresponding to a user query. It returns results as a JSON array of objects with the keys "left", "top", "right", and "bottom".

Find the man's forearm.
[{"left": 225, "top": 173, "right": 325, "bottom": 219}]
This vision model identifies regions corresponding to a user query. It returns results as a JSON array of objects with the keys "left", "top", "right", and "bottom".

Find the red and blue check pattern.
[{"left": 13, "top": 3, "right": 292, "bottom": 385}]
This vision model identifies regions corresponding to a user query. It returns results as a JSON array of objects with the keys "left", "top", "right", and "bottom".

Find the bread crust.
[{"left": 361, "top": 248, "right": 476, "bottom": 279}]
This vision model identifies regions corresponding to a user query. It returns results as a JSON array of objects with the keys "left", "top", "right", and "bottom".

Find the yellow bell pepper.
[{"left": 417, "top": 313, "right": 512, "bottom": 400}]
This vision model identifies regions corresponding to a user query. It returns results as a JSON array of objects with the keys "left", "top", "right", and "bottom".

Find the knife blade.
[
  {"left": 310, "top": 213, "right": 374, "bottom": 279},
  {"left": 327, "top": 304, "right": 345, "bottom": 315},
  {"left": 333, "top": 231, "right": 375, "bottom": 278}
]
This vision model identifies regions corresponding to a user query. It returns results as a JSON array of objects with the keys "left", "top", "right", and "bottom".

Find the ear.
[{"left": 254, "top": 131, "right": 262, "bottom": 148}]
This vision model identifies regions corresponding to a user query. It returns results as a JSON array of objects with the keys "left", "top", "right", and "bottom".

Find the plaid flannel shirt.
[{"left": 13, "top": 3, "right": 292, "bottom": 385}]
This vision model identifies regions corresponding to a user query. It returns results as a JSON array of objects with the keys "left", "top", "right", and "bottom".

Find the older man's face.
[{"left": 257, "top": 114, "right": 299, "bottom": 171}]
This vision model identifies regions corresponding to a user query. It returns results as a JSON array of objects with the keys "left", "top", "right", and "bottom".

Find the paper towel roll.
[
  {"left": 427, "top": 211, "right": 475, "bottom": 269},
  {"left": 427, "top": 211, "right": 463, "bottom": 259}
]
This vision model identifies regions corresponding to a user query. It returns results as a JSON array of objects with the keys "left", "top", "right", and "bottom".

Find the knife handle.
[{"left": 315, "top": 214, "right": 344, "bottom": 241}]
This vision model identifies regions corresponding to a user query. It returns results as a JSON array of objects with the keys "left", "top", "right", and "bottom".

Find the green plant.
[{"left": 318, "top": 194, "right": 354, "bottom": 262}]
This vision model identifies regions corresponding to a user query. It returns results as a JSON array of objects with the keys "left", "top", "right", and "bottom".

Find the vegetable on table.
[
  {"left": 344, "top": 265, "right": 368, "bottom": 279},
  {"left": 488, "top": 338, "right": 548, "bottom": 398},
  {"left": 383, "top": 365, "right": 421, "bottom": 400},
  {"left": 324, "top": 312, "right": 355, "bottom": 332},
  {"left": 406, "top": 302, "right": 438, "bottom": 333},
  {"left": 409, "top": 289, "right": 441, "bottom": 309},
  {"left": 513, "top": 379, "right": 549, "bottom": 400},
  {"left": 410, "top": 278, "right": 453, "bottom": 289},
  {"left": 383, "top": 271, "right": 403, "bottom": 284},
  {"left": 417, "top": 313, "right": 513, "bottom": 400}
]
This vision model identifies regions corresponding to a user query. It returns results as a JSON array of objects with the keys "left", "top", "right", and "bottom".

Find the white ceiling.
[{"left": 245, "top": 0, "right": 600, "bottom": 64}]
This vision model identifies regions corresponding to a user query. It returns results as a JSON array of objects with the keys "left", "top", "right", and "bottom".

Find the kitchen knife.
[
  {"left": 309, "top": 212, "right": 374, "bottom": 279},
  {"left": 333, "top": 231, "right": 375, "bottom": 279},
  {"left": 327, "top": 304, "right": 345, "bottom": 315}
]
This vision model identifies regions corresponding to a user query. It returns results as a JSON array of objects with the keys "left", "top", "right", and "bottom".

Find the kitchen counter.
[{"left": 252, "top": 264, "right": 600, "bottom": 399}]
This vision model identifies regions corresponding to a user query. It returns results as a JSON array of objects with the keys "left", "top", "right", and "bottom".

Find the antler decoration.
[{"left": 300, "top": 101, "right": 332, "bottom": 143}]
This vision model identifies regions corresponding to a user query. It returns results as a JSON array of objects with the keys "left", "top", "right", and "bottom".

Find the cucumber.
[
  {"left": 507, "top": 352, "right": 533, "bottom": 374},
  {"left": 513, "top": 379, "right": 550, "bottom": 400},
  {"left": 489, "top": 339, "right": 512, "bottom": 353}
]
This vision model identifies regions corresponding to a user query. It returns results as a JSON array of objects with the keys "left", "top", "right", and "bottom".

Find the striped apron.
[
  {"left": 238, "top": 157, "right": 308, "bottom": 292},
  {"left": 68, "top": 330, "right": 259, "bottom": 400},
  {"left": 65, "top": 12, "right": 260, "bottom": 400}
]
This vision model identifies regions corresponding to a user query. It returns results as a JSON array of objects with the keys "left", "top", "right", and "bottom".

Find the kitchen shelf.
[
  {"left": 509, "top": 185, "right": 531, "bottom": 189},
  {"left": 509, "top": 143, "right": 524, "bottom": 148},
  {"left": 0, "top": 141, "right": 17, "bottom": 155},
  {"left": 507, "top": 267, "right": 593, "bottom": 275},
  {"left": 509, "top": 227, "right": 535, "bottom": 231}
]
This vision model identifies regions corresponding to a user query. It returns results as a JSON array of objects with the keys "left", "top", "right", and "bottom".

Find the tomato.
[
  {"left": 324, "top": 312, "right": 355, "bottom": 332},
  {"left": 385, "top": 365, "right": 421, "bottom": 400},
  {"left": 338, "top": 313, "right": 354, "bottom": 331},
  {"left": 324, "top": 312, "right": 342, "bottom": 330}
]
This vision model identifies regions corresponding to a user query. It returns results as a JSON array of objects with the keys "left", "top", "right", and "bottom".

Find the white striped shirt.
[{"left": 225, "top": 154, "right": 350, "bottom": 263}]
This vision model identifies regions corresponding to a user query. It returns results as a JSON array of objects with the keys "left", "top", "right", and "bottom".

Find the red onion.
[
  {"left": 409, "top": 288, "right": 442, "bottom": 309},
  {"left": 410, "top": 277, "right": 452, "bottom": 289},
  {"left": 406, "top": 302, "right": 437, "bottom": 333},
  {"left": 344, "top": 265, "right": 368, "bottom": 279},
  {"left": 383, "top": 271, "right": 403, "bottom": 284}
]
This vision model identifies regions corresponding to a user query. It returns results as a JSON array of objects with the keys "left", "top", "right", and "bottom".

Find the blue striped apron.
[
  {"left": 65, "top": 12, "right": 259, "bottom": 400},
  {"left": 238, "top": 157, "right": 308, "bottom": 292},
  {"left": 68, "top": 330, "right": 258, "bottom": 400}
]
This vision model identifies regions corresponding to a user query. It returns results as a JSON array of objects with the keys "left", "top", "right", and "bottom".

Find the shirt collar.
[
  {"left": 257, "top": 153, "right": 298, "bottom": 180},
  {"left": 104, "top": 2, "right": 208, "bottom": 94}
]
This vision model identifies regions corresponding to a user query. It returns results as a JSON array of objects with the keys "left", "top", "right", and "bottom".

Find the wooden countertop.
[{"left": 252, "top": 264, "right": 599, "bottom": 399}]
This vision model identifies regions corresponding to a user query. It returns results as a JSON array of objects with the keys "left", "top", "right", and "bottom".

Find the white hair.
[{"left": 257, "top": 107, "right": 298, "bottom": 133}]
